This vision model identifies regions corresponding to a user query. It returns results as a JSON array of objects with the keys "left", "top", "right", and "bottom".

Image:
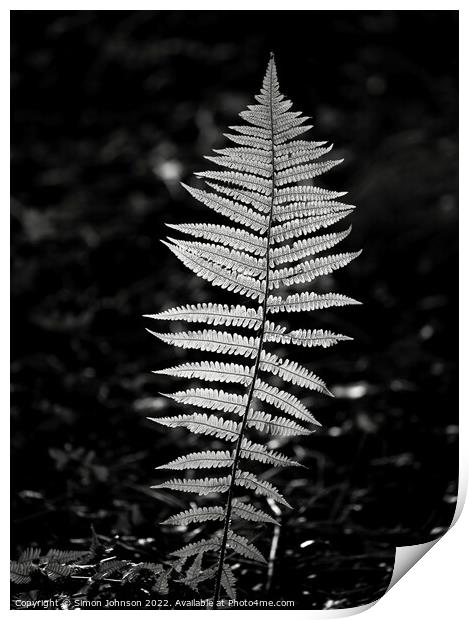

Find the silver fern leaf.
[{"left": 145, "top": 54, "right": 361, "bottom": 603}]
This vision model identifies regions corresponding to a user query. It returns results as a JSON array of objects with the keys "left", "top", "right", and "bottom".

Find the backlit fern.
[{"left": 145, "top": 54, "right": 361, "bottom": 604}]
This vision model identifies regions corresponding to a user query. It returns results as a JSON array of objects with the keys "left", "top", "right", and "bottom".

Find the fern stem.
[{"left": 212, "top": 55, "right": 277, "bottom": 607}]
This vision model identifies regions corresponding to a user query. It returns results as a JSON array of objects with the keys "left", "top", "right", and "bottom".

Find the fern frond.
[
  {"left": 166, "top": 238, "right": 266, "bottom": 277},
  {"left": 224, "top": 531, "right": 266, "bottom": 563},
  {"left": 275, "top": 185, "right": 347, "bottom": 204},
  {"left": 167, "top": 222, "right": 267, "bottom": 256},
  {"left": 148, "top": 413, "right": 239, "bottom": 442},
  {"left": 147, "top": 329, "right": 259, "bottom": 358},
  {"left": 10, "top": 561, "right": 33, "bottom": 584},
  {"left": 276, "top": 124, "right": 314, "bottom": 143},
  {"left": 44, "top": 563, "right": 73, "bottom": 581},
  {"left": 146, "top": 303, "right": 261, "bottom": 329},
  {"left": 164, "top": 243, "right": 265, "bottom": 300},
  {"left": 146, "top": 54, "right": 361, "bottom": 601},
  {"left": 180, "top": 566, "right": 217, "bottom": 590},
  {"left": 182, "top": 182, "right": 268, "bottom": 230},
  {"left": 267, "top": 290, "right": 361, "bottom": 313},
  {"left": 221, "top": 564, "right": 237, "bottom": 600},
  {"left": 95, "top": 559, "right": 130, "bottom": 580},
  {"left": 231, "top": 498, "right": 279, "bottom": 525},
  {"left": 19, "top": 547, "right": 41, "bottom": 562},
  {"left": 213, "top": 145, "right": 271, "bottom": 160},
  {"left": 270, "top": 227, "right": 352, "bottom": 266},
  {"left": 271, "top": 211, "right": 353, "bottom": 244},
  {"left": 162, "top": 387, "right": 247, "bottom": 415},
  {"left": 283, "top": 328, "right": 353, "bottom": 348},
  {"left": 260, "top": 351, "right": 332, "bottom": 396},
  {"left": 276, "top": 144, "right": 333, "bottom": 169},
  {"left": 205, "top": 181, "right": 271, "bottom": 212},
  {"left": 195, "top": 170, "right": 271, "bottom": 198},
  {"left": 223, "top": 132, "right": 271, "bottom": 150},
  {"left": 236, "top": 471, "right": 292, "bottom": 508},
  {"left": 269, "top": 251, "right": 362, "bottom": 288},
  {"left": 172, "top": 538, "right": 219, "bottom": 559},
  {"left": 185, "top": 552, "right": 204, "bottom": 585},
  {"left": 156, "top": 450, "right": 233, "bottom": 470},
  {"left": 154, "top": 361, "right": 253, "bottom": 386},
  {"left": 276, "top": 159, "right": 342, "bottom": 185},
  {"left": 152, "top": 476, "right": 231, "bottom": 495},
  {"left": 228, "top": 124, "right": 271, "bottom": 139},
  {"left": 275, "top": 139, "right": 330, "bottom": 157},
  {"left": 240, "top": 438, "right": 301, "bottom": 468},
  {"left": 162, "top": 506, "right": 226, "bottom": 526},
  {"left": 45, "top": 549, "right": 88, "bottom": 563},
  {"left": 253, "top": 379, "right": 320, "bottom": 425},
  {"left": 247, "top": 410, "right": 315, "bottom": 435},
  {"left": 205, "top": 154, "right": 271, "bottom": 178}
]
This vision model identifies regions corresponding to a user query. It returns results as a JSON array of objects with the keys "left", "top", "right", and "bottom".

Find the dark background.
[{"left": 11, "top": 10, "right": 458, "bottom": 609}]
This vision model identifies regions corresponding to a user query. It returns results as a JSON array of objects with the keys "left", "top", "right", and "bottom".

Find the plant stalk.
[{"left": 212, "top": 57, "right": 277, "bottom": 607}]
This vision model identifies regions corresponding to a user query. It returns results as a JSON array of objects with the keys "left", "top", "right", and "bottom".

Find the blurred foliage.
[{"left": 11, "top": 10, "right": 457, "bottom": 609}]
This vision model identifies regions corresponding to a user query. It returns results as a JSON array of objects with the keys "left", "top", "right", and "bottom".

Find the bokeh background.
[{"left": 11, "top": 10, "right": 458, "bottom": 609}]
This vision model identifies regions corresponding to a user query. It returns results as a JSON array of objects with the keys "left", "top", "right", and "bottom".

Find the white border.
[{"left": 5, "top": 4, "right": 464, "bottom": 618}]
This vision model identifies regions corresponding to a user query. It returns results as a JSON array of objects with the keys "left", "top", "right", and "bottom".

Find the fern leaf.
[
  {"left": 275, "top": 185, "right": 347, "bottom": 204},
  {"left": 240, "top": 438, "right": 301, "bottom": 467},
  {"left": 146, "top": 54, "right": 361, "bottom": 596},
  {"left": 267, "top": 290, "right": 361, "bottom": 313},
  {"left": 156, "top": 450, "right": 233, "bottom": 470},
  {"left": 148, "top": 413, "right": 239, "bottom": 442},
  {"left": 269, "top": 251, "right": 362, "bottom": 288},
  {"left": 231, "top": 498, "right": 279, "bottom": 525},
  {"left": 45, "top": 549, "right": 88, "bottom": 563},
  {"left": 247, "top": 410, "right": 315, "bottom": 435},
  {"left": 162, "top": 387, "right": 247, "bottom": 415},
  {"left": 19, "top": 547, "right": 41, "bottom": 562},
  {"left": 95, "top": 559, "right": 130, "bottom": 580},
  {"left": 44, "top": 562, "right": 73, "bottom": 581},
  {"left": 284, "top": 328, "right": 353, "bottom": 348},
  {"left": 221, "top": 564, "right": 237, "bottom": 600},
  {"left": 205, "top": 154, "right": 271, "bottom": 178},
  {"left": 166, "top": 238, "right": 266, "bottom": 277},
  {"left": 10, "top": 561, "right": 33, "bottom": 584},
  {"left": 145, "top": 303, "right": 261, "bottom": 329},
  {"left": 195, "top": 170, "right": 271, "bottom": 198},
  {"left": 270, "top": 227, "right": 352, "bottom": 266},
  {"left": 182, "top": 183, "right": 268, "bottom": 231},
  {"left": 147, "top": 328, "right": 259, "bottom": 358},
  {"left": 275, "top": 139, "right": 330, "bottom": 158},
  {"left": 154, "top": 361, "right": 253, "bottom": 386},
  {"left": 276, "top": 159, "right": 342, "bottom": 185},
  {"left": 271, "top": 211, "right": 353, "bottom": 244},
  {"left": 180, "top": 567, "right": 217, "bottom": 589},
  {"left": 172, "top": 538, "right": 219, "bottom": 559},
  {"left": 276, "top": 124, "right": 314, "bottom": 143},
  {"left": 155, "top": 570, "right": 170, "bottom": 595},
  {"left": 236, "top": 471, "right": 292, "bottom": 508},
  {"left": 162, "top": 506, "right": 226, "bottom": 526},
  {"left": 205, "top": 181, "right": 271, "bottom": 212},
  {"left": 253, "top": 379, "right": 320, "bottom": 425},
  {"left": 167, "top": 222, "right": 267, "bottom": 255},
  {"left": 152, "top": 476, "right": 231, "bottom": 495},
  {"left": 164, "top": 242, "right": 265, "bottom": 300},
  {"left": 223, "top": 132, "right": 271, "bottom": 150},
  {"left": 276, "top": 144, "right": 334, "bottom": 169},
  {"left": 229, "top": 124, "right": 271, "bottom": 139},
  {"left": 225, "top": 531, "right": 266, "bottom": 563},
  {"left": 260, "top": 351, "right": 332, "bottom": 396},
  {"left": 186, "top": 552, "right": 204, "bottom": 583}
]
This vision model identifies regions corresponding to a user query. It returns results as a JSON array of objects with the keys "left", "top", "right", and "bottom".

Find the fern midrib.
[{"left": 212, "top": 58, "right": 277, "bottom": 606}]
